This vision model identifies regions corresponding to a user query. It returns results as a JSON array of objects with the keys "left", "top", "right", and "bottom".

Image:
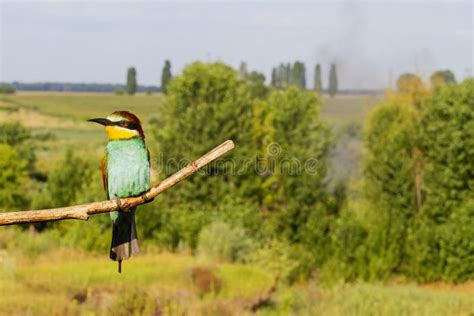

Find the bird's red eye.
[{"left": 119, "top": 121, "right": 128, "bottom": 127}]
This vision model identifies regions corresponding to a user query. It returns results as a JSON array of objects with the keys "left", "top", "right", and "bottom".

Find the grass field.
[
  {"left": 321, "top": 94, "right": 381, "bottom": 127},
  {"left": 1, "top": 230, "right": 472, "bottom": 315},
  {"left": 1, "top": 92, "right": 164, "bottom": 120}
]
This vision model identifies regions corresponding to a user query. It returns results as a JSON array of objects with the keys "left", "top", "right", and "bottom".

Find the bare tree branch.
[{"left": 0, "top": 140, "right": 235, "bottom": 226}]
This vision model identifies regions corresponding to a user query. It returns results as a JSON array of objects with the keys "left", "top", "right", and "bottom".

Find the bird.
[{"left": 88, "top": 111, "right": 150, "bottom": 273}]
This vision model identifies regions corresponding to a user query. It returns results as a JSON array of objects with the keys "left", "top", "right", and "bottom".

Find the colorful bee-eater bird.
[{"left": 88, "top": 111, "right": 150, "bottom": 273}]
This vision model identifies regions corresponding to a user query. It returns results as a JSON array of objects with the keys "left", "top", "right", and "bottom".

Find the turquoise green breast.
[{"left": 106, "top": 137, "right": 150, "bottom": 199}]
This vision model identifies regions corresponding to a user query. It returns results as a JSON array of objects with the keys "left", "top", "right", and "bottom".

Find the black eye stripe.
[{"left": 113, "top": 121, "right": 138, "bottom": 130}]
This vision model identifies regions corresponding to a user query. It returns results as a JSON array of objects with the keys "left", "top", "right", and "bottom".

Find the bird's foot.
[{"left": 114, "top": 198, "right": 123, "bottom": 212}]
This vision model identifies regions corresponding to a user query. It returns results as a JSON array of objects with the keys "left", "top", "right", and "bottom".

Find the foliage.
[
  {"left": 430, "top": 69, "right": 456, "bottom": 89},
  {"left": 160, "top": 59, "right": 172, "bottom": 94},
  {"left": 257, "top": 88, "right": 331, "bottom": 237},
  {"left": 0, "top": 83, "right": 15, "bottom": 94},
  {"left": 404, "top": 79, "right": 474, "bottom": 282},
  {"left": 272, "top": 63, "right": 291, "bottom": 88},
  {"left": 396, "top": 73, "right": 423, "bottom": 94},
  {"left": 0, "top": 122, "right": 36, "bottom": 175},
  {"left": 126, "top": 67, "right": 137, "bottom": 95},
  {"left": 31, "top": 149, "right": 94, "bottom": 210},
  {"left": 348, "top": 78, "right": 474, "bottom": 282},
  {"left": 290, "top": 61, "right": 306, "bottom": 89},
  {"left": 328, "top": 64, "right": 338, "bottom": 97},
  {"left": 244, "top": 70, "right": 268, "bottom": 99},
  {"left": 363, "top": 99, "right": 418, "bottom": 278},
  {"left": 270, "top": 67, "right": 277, "bottom": 87},
  {"left": 0, "top": 144, "right": 29, "bottom": 210},
  {"left": 151, "top": 62, "right": 332, "bottom": 278},
  {"left": 197, "top": 221, "right": 254, "bottom": 263},
  {"left": 250, "top": 239, "right": 304, "bottom": 284},
  {"left": 418, "top": 79, "right": 473, "bottom": 222},
  {"left": 152, "top": 62, "right": 254, "bottom": 205},
  {"left": 314, "top": 63, "right": 322, "bottom": 92},
  {"left": 238, "top": 61, "right": 248, "bottom": 79},
  {"left": 272, "top": 61, "right": 306, "bottom": 90}
]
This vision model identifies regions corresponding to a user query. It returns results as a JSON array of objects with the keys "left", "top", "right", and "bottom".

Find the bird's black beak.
[{"left": 87, "top": 118, "right": 113, "bottom": 126}]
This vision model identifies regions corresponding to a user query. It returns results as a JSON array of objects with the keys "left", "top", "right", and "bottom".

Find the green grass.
[
  {"left": 0, "top": 248, "right": 274, "bottom": 315},
  {"left": 1, "top": 246, "right": 472, "bottom": 316},
  {"left": 268, "top": 281, "right": 474, "bottom": 316},
  {"left": 321, "top": 94, "right": 381, "bottom": 127},
  {"left": 2, "top": 92, "right": 165, "bottom": 120}
]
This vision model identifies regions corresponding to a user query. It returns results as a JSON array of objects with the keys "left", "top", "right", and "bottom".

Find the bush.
[
  {"left": 352, "top": 78, "right": 474, "bottom": 282},
  {"left": 0, "top": 144, "right": 29, "bottom": 210},
  {"left": 0, "top": 84, "right": 15, "bottom": 94},
  {"left": 250, "top": 239, "right": 300, "bottom": 284},
  {"left": 197, "top": 221, "right": 254, "bottom": 263}
]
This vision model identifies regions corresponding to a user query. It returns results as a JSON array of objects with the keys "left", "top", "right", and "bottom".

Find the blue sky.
[{"left": 1, "top": 1, "right": 472, "bottom": 89}]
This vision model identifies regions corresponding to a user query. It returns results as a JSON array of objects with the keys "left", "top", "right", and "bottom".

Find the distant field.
[
  {"left": 1, "top": 92, "right": 379, "bottom": 127},
  {"left": 321, "top": 94, "right": 381, "bottom": 127},
  {"left": 1, "top": 92, "right": 164, "bottom": 120}
]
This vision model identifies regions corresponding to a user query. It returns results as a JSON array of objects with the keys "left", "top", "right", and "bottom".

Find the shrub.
[
  {"left": 197, "top": 221, "right": 254, "bottom": 263},
  {"left": 0, "top": 84, "right": 15, "bottom": 94},
  {"left": 250, "top": 239, "right": 300, "bottom": 284},
  {"left": 0, "top": 144, "right": 29, "bottom": 210}
]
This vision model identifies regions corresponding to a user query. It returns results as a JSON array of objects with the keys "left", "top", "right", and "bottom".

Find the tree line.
[{"left": 268, "top": 62, "right": 338, "bottom": 97}]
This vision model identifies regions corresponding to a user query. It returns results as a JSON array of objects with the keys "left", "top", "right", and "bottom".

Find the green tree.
[
  {"left": 0, "top": 144, "right": 29, "bottom": 211},
  {"left": 396, "top": 73, "right": 423, "bottom": 94},
  {"left": 151, "top": 62, "right": 333, "bottom": 265},
  {"left": 161, "top": 60, "right": 172, "bottom": 94},
  {"left": 348, "top": 79, "right": 474, "bottom": 282},
  {"left": 329, "top": 64, "right": 338, "bottom": 97},
  {"left": 271, "top": 68, "right": 277, "bottom": 87},
  {"left": 314, "top": 64, "right": 322, "bottom": 93},
  {"left": 256, "top": 88, "right": 332, "bottom": 268},
  {"left": 245, "top": 71, "right": 268, "bottom": 99},
  {"left": 152, "top": 62, "right": 254, "bottom": 205},
  {"left": 430, "top": 70, "right": 456, "bottom": 90},
  {"left": 32, "top": 149, "right": 94, "bottom": 210},
  {"left": 0, "top": 122, "right": 36, "bottom": 176},
  {"left": 291, "top": 61, "right": 306, "bottom": 89},
  {"left": 406, "top": 79, "right": 474, "bottom": 282},
  {"left": 285, "top": 63, "right": 291, "bottom": 87},
  {"left": 126, "top": 67, "right": 137, "bottom": 95},
  {"left": 419, "top": 79, "right": 473, "bottom": 222},
  {"left": 362, "top": 101, "right": 418, "bottom": 279},
  {"left": 238, "top": 61, "right": 248, "bottom": 79},
  {"left": 0, "top": 83, "right": 15, "bottom": 94}
]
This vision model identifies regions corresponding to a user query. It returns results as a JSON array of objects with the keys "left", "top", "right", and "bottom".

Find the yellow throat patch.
[{"left": 105, "top": 125, "right": 138, "bottom": 140}]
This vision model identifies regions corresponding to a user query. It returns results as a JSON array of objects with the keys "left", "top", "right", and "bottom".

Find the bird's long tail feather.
[{"left": 110, "top": 207, "right": 140, "bottom": 272}]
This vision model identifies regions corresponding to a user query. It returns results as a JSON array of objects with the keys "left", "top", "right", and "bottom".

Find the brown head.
[{"left": 88, "top": 111, "right": 145, "bottom": 141}]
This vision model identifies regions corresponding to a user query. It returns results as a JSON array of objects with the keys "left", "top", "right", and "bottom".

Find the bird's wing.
[{"left": 101, "top": 154, "right": 109, "bottom": 199}]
